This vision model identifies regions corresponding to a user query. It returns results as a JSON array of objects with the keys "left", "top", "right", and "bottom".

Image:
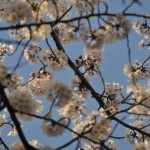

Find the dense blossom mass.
[
  {"left": 0, "top": 0, "right": 149, "bottom": 150},
  {"left": 8, "top": 87, "right": 43, "bottom": 120}
]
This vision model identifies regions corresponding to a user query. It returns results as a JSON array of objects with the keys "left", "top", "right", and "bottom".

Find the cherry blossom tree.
[{"left": 0, "top": 0, "right": 150, "bottom": 150}]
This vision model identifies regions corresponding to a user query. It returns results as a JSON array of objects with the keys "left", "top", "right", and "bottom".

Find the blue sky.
[{"left": 0, "top": 0, "right": 150, "bottom": 150}]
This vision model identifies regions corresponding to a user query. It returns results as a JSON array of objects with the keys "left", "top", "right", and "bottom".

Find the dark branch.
[{"left": 0, "top": 83, "right": 38, "bottom": 150}]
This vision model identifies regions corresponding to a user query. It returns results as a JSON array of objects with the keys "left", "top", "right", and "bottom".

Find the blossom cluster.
[
  {"left": 24, "top": 46, "right": 68, "bottom": 71},
  {"left": 8, "top": 87, "right": 43, "bottom": 120},
  {"left": 0, "top": 64, "right": 23, "bottom": 89},
  {"left": 126, "top": 83, "right": 150, "bottom": 120},
  {"left": 124, "top": 60, "right": 150, "bottom": 83},
  {"left": 133, "top": 21, "right": 150, "bottom": 49},
  {"left": 73, "top": 111, "right": 112, "bottom": 142},
  {"left": 10, "top": 139, "right": 52, "bottom": 150},
  {"left": 125, "top": 120, "right": 150, "bottom": 144},
  {"left": 29, "top": 70, "right": 53, "bottom": 97},
  {"left": 42, "top": 116, "right": 67, "bottom": 137}
]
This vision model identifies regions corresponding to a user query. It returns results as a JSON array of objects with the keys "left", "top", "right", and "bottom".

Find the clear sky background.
[{"left": 0, "top": 0, "right": 150, "bottom": 150}]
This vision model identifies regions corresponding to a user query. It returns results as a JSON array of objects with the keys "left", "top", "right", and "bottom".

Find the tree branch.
[{"left": 0, "top": 84, "right": 38, "bottom": 150}]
